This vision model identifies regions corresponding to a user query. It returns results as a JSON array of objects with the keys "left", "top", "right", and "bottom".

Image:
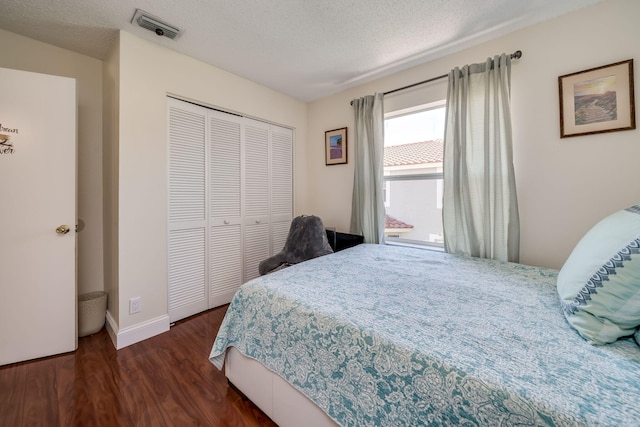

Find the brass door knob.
[{"left": 56, "top": 225, "right": 70, "bottom": 235}]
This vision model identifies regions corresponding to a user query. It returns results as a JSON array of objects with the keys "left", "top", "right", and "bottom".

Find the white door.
[
  {"left": 209, "top": 110, "right": 243, "bottom": 308},
  {"left": 0, "top": 67, "right": 77, "bottom": 366},
  {"left": 166, "top": 98, "right": 294, "bottom": 321},
  {"left": 270, "top": 125, "right": 293, "bottom": 254},
  {"left": 167, "top": 99, "right": 245, "bottom": 322},
  {"left": 243, "top": 119, "right": 270, "bottom": 282},
  {"left": 167, "top": 99, "right": 207, "bottom": 322}
]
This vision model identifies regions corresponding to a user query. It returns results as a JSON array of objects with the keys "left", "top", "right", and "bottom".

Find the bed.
[{"left": 209, "top": 243, "right": 640, "bottom": 426}]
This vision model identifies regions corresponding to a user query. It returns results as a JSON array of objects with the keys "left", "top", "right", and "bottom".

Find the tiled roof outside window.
[{"left": 384, "top": 140, "right": 443, "bottom": 167}]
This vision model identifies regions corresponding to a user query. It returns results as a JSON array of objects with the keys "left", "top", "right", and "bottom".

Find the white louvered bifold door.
[
  {"left": 243, "top": 118, "right": 271, "bottom": 282},
  {"left": 168, "top": 98, "right": 295, "bottom": 320},
  {"left": 168, "top": 99, "right": 208, "bottom": 322},
  {"left": 209, "top": 111, "right": 243, "bottom": 307},
  {"left": 270, "top": 125, "right": 293, "bottom": 254}
]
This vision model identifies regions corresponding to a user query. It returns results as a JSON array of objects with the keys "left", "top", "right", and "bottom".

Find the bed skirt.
[{"left": 225, "top": 347, "right": 338, "bottom": 427}]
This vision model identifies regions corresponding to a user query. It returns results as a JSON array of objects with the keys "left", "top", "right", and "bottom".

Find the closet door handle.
[
  {"left": 255, "top": 219, "right": 261, "bottom": 224},
  {"left": 223, "top": 220, "right": 230, "bottom": 225}
]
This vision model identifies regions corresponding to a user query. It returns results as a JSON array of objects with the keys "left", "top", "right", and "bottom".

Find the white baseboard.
[
  {"left": 105, "top": 310, "right": 170, "bottom": 350},
  {"left": 105, "top": 311, "right": 118, "bottom": 347}
]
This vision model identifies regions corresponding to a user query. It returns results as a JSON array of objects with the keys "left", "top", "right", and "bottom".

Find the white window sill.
[{"left": 385, "top": 240, "right": 444, "bottom": 252}]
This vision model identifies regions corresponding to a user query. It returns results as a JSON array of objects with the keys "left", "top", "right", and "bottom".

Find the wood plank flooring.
[{"left": 0, "top": 305, "right": 277, "bottom": 427}]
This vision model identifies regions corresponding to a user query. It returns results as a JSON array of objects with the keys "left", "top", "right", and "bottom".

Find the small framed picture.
[
  {"left": 325, "top": 127, "right": 347, "bottom": 165},
  {"left": 558, "top": 59, "right": 635, "bottom": 138}
]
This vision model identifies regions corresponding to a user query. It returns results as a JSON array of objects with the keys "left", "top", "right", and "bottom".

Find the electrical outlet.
[{"left": 129, "top": 297, "right": 142, "bottom": 314}]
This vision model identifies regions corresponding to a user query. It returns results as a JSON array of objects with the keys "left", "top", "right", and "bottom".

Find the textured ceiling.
[{"left": 0, "top": 0, "right": 603, "bottom": 101}]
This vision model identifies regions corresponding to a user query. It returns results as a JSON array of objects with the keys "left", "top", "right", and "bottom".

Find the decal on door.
[{"left": 0, "top": 123, "right": 18, "bottom": 154}]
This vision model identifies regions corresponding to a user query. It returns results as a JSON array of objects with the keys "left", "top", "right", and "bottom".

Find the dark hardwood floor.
[{"left": 0, "top": 305, "right": 277, "bottom": 427}]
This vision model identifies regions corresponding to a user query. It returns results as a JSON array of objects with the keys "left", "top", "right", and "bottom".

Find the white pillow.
[{"left": 557, "top": 205, "right": 640, "bottom": 345}]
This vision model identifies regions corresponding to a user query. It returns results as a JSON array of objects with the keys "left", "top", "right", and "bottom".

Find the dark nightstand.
[{"left": 325, "top": 229, "right": 364, "bottom": 252}]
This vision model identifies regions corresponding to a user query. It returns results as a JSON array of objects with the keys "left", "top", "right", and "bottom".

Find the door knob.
[{"left": 56, "top": 225, "right": 70, "bottom": 235}]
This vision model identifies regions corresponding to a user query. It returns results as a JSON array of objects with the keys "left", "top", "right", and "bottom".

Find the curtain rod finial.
[{"left": 512, "top": 50, "right": 522, "bottom": 59}]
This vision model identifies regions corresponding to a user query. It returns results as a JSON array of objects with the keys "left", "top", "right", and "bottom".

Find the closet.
[{"left": 167, "top": 97, "right": 292, "bottom": 322}]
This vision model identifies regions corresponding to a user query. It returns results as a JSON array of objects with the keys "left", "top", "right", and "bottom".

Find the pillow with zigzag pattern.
[{"left": 557, "top": 205, "right": 640, "bottom": 345}]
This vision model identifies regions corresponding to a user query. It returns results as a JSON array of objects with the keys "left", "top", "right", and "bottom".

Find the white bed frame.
[{"left": 225, "top": 347, "right": 338, "bottom": 427}]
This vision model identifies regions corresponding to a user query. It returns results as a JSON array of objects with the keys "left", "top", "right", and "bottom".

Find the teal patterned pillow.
[
  {"left": 557, "top": 205, "right": 640, "bottom": 345},
  {"left": 636, "top": 328, "right": 640, "bottom": 346}
]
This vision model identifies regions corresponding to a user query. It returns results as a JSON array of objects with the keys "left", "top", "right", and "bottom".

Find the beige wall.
[
  {"left": 306, "top": 0, "right": 640, "bottom": 269},
  {"left": 110, "top": 31, "right": 308, "bottom": 334},
  {"left": 103, "top": 36, "right": 120, "bottom": 323},
  {"left": 0, "top": 28, "right": 104, "bottom": 295}
]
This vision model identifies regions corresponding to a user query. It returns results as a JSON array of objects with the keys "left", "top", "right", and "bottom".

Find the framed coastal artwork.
[
  {"left": 559, "top": 59, "right": 635, "bottom": 138},
  {"left": 325, "top": 127, "right": 347, "bottom": 165}
]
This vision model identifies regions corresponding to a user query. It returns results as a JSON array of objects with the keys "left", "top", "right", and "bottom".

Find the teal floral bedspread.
[{"left": 210, "top": 244, "right": 640, "bottom": 426}]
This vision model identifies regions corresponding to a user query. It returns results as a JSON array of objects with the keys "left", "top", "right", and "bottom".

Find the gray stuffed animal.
[{"left": 258, "top": 215, "right": 334, "bottom": 275}]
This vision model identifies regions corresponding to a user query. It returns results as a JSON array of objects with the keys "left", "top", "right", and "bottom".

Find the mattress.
[{"left": 210, "top": 244, "right": 640, "bottom": 426}]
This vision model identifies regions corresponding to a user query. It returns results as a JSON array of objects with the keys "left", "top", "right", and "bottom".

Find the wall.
[
  {"left": 306, "top": 0, "right": 639, "bottom": 269},
  {"left": 107, "top": 31, "right": 308, "bottom": 345},
  {"left": 103, "top": 36, "right": 120, "bottom": 325},
  {"left": 0, "top": 29, "right": 104, "bottom": 295}
]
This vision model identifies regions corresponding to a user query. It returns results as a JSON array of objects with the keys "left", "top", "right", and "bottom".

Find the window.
[
  {"left": 384, "top": 101, "right": 445, "bottom": 247},
  {"left": 383, "top": 179, "right": 390, "bottom": 208}
]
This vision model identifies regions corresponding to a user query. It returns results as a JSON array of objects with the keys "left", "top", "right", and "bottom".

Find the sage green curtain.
[
  {"left": 350, "top": 93, "right": 385, "bottom": 244},
  {"left": 443, "top": 54, "right": 520, "bottom": 262}
]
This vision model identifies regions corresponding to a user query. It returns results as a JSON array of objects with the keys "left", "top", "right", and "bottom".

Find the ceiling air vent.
[{"left": 131, "top": 9, "right": 182, "bottom": 40}]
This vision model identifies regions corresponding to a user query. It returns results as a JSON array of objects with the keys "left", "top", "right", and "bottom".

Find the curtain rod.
[{"left": 350, "top": 50, "right": 522, "bottom": 105}]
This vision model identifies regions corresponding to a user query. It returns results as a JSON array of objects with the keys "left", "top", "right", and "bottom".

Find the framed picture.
[
  {"left": 325, "top": 127, "right": 347, "bottom": 165},
  {"left": 559, "top": 59, "right": 635, "bottom": 138}
]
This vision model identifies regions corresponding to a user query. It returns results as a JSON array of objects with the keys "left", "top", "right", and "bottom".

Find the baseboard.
[
  {"left": 105, "top": 310, "right": 118, "bottom": 348},
  {"left": 105, "top": 310, "right": 170, "bottom": 350}
]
